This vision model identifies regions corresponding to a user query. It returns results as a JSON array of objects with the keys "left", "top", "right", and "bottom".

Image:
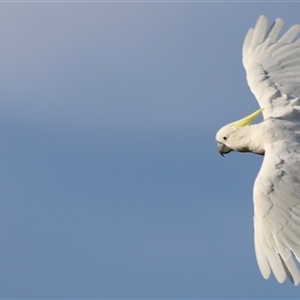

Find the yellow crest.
[{"left": 230, "top": 108, "right": 263, "bottom": 129}]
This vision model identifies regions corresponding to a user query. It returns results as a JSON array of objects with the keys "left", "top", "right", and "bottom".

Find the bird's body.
[{"left": 216, "top": 15, "right": 300, "bottom": 285}]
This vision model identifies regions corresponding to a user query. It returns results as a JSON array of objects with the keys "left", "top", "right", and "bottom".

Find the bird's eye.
[{"left": 223, "top": 136, "right": 227, "bottom": 141}]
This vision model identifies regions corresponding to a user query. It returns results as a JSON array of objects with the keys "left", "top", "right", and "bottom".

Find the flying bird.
[{"left": 216, "top": 15, "right": 300, "bottom": 285}]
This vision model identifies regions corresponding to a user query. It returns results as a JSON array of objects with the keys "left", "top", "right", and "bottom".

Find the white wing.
[
  {"left": 254, "top": 136, "right": 300, "bottom": 285},
  {"left": 244, "top": 16, "right": 300, "bottom": 284},
  {"left": 243, "top": 15, "right": 300, "bottom": 120}
]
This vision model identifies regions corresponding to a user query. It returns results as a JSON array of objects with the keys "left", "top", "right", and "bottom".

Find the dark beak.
[{"left": 217, "top": 142, "right": 232, "bottom": 156}]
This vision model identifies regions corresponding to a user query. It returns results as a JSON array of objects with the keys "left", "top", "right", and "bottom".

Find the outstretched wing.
[
  {"left": 253, "top": 141, "right": 300, "bottom": 285},
  {"left": 243, "top": 15, "right": 300, "bottom": 120}
]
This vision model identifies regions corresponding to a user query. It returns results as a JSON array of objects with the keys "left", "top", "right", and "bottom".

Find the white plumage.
[
  {"left": 243, "top": 16, "right": 300, "bottom": 119},
  {"left": 215, "top": 15, "right": 300, "bottom": 285}
]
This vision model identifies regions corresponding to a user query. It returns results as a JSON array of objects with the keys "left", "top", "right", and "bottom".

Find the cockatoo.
[{"left": 216, "top": 15, "right": 300, "bottom": 285}]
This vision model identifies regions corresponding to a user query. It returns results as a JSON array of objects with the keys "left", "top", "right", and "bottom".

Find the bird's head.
[{"left": 216, "top": 108, "right": 263, "bottom": 156}]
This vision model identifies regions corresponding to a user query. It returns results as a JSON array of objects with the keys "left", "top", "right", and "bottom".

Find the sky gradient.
[{"left": 2, "top": 2, "right": 300, "bottom": 298}]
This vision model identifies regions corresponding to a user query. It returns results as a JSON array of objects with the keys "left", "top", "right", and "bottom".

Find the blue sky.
[{"left": 2, "top": 2, "right": 300, "bottom": 298}]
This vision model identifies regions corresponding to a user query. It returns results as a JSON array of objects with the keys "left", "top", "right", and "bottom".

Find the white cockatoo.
[{"left": 216, "top": 15, "right": 300, "bottom": 285}]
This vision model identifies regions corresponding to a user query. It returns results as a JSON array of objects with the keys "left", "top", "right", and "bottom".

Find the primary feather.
[
  {"left": 243, "top": 15, "right": 300, "bottom": 120},
  {"left": 216, "top": 15, "right": 300, "bottom": 285}
]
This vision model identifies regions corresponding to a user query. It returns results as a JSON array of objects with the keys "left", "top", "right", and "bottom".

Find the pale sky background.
[{"left": 1, "top": 2, "right": 300, "bottom": 298}]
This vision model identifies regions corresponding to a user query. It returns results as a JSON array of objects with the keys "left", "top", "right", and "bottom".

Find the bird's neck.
[{"left": 231, "top": 124, "right": 265, "bottom": 155}]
